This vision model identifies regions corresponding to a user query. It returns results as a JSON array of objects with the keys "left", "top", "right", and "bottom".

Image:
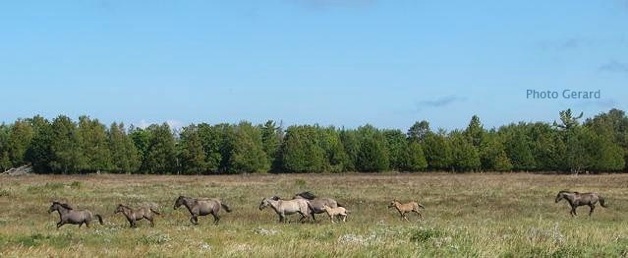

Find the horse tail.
[
  {"left": 418, "top": 203, "right": 425, "bottom": 209},
  {"left": 336, "top": 202, "right": 344, "bottom": 208},
  {"left": 95, "top": 214, "right": 104, "bottom": 225},
  {"left": 150, "top": 208, "right": 161, "bottom": 215},
  {"left": 599, "top": 196, "right": 607, "bottom": 208},
  {"left": 221, "top": 202, "right": 232, "bottom": 213}
]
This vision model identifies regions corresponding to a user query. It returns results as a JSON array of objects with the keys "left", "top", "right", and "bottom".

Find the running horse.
[
  {"left": 555, "top": 190, "right": 607, "bottom": 217},
  {"left": 174, "top": 196, "right": 232, "bottom": 225},
  {"left": 48, "top": 201, "right": 104, "bottom": 229}
]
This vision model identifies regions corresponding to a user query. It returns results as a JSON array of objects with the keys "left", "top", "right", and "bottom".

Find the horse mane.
[
  {"left": 270, "top": 196, "right": 281, "bottom": 201},
  {"left": 296, "top": 191, "right": 317, "bottom": 200},
  {"left": 558, "top": 190, "right": 573, "bottom": 194},
  {"left": 58, "top": 202, "right": 74, "bottom": 210}
]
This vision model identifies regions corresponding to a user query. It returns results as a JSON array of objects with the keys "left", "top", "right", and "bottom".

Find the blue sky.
[{"left": 1, "top": 1, "right": 627, "bottom": 131}]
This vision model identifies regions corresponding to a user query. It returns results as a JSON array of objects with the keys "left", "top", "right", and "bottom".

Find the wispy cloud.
[
  {"left": 599, "top": 60, "right": 628, "bottom": 73},
  {"left": 538, "top": 37, "right": 592, "bottom": 51},
  {"left": 415, "top": 95, "right": 466, "bottom": 110}
]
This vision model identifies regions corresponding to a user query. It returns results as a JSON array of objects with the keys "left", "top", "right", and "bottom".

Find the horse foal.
[
  {"left": 388, "top": 200, "right": 425, "bottom": 222},
  {"left": 321, "top": 204, "right": 348, "bottom": 223},
  {"left": 115, "top": 204, "right": 161, "bottom": 228}
]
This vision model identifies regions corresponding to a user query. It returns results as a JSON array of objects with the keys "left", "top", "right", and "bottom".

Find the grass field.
[{"left": 1, "top": 172, "right": 628, "bottom": 257}]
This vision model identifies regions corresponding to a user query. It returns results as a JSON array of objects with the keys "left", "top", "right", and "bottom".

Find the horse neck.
[
  {"left": 120, "top": 206, "right": 133, "bottom": 216},
  {"left": 267, "top": 199, "right": 282, "bottom": 212},
  {"left": 54, "top": 206, "right": 71, "bottom": 216},
  {"left": 562, "top": 193, "right": 577, "bottom": 204},
  {"left": 181, "top": 198, "right": 197, "bottom": 213}
]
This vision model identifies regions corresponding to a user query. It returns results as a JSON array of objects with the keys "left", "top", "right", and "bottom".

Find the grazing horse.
[
  {"left": 388, "top": 200, "right": 425, "bottom": 222},
  {"left": 48, "top": 201, "right": 104, "bottom": 229},
  {"left": 321, "top": 204, "right": 348, "bottom": 223},
  {"left": 174, "top": 196, "right": 232, "bottom": 225},
  {"left": 115, "top": 204, "right": 161, "bottom": 228},
  {"left": 259, "top": 196, "right": 311, "bottom": 223},
  {"left": 293, "top": 191, "right": 342, "bottom": 221},
  {"left": 555, "top": 190, "right": 607, "bottom": 217}
]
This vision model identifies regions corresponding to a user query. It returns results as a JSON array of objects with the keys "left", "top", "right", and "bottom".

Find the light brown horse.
[
  {"left": 259, "top": 196, "right": 311, "bottom": 223},
  {"left": 321, "top": 203, "right": 348, "bottom": 223},
  {"left": 48, "top": 201, "right": 104, "bottom": 229},
  {"left": 555, "top": 190, "right": 607, "bottom": 217},
  {"left": 115, "top": 204, "right": 161, "bottom": 228},
  {"left": 388, "top": 200, "right": 425, "bottom": 222},
  {"left": 174, "top": 196, "right": 232, "bottom": 225}
]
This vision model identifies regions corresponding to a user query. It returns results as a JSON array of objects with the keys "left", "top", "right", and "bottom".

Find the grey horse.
[
  {"left": 48, "top": 201, "right": 104, "bottom": 229},
  {"left": 555, "top": 190, "right": 607, "bottom": 217},
  {"left": 293, "top": 191, "right": 342, "bottom": 222},
  {"left": 174, "top": 196, "right": 232, "bottom": 225}
]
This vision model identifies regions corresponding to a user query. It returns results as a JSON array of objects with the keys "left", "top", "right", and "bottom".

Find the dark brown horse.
[
  {"left": 174, "top": 196, "right": 232, "bottom": 225},
  {"left": 293, "top": 191, "right": 342, "bottom": 222},
  {"left": 115, "top": 204, "right": 161, "bottom": 228},
  {"left": 48, "top": 201, "right": 103, "bottom": 229},
  {"left": 555, "top": 190, "right": 607, "bottom": 217}
]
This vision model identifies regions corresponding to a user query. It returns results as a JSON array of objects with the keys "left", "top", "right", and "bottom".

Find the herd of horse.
[{"left": 47, "top": 190, "right": 607, "bottom": 229}]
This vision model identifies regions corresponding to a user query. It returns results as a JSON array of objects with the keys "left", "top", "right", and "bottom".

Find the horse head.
[{"left": 174, "top": 196, "right": 186, "bottom": 209}]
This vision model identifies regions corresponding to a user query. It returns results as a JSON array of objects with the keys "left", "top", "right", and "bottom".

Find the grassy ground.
[{"left": 1, "top": 172, "right": 628, "bottom": 257}]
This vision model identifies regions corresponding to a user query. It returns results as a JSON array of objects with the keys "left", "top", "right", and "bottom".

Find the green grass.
[{"left": 1, "top": 173, "right": 628, "bottom": 257}]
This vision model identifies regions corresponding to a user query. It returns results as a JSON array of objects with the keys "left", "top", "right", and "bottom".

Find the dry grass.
[{"left": 1, "top": 172, "right": 628, "bottom": 257}]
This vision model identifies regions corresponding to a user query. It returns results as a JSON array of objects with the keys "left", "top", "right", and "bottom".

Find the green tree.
[
  {"left": 178, "top": 124, "right": 208, "bottom": 174},
  {"left": 479, "top": 132, "right": 512, "bottom": 171},
  {"left": 423, "top": 130, "right": 453, "bottom": 171},
  {"left": 340, "top": 129, "right": 360, "bottom": 171},
  {"left": 0, "top": 124, "right": 11, "bottom": 171},
  {"left": 450, "top": 130, "right": 481, "bottom": 172},
  {"left": 407, "top": 120, "right": 430, "bottom": 143},
  {"left": 501, "top": 123, "right": 536, "bottom": 171},
  {"left": 77, "top": 116, "right": 112, "bottom": 172},
  {"left": 318, "top": 127, "right": 348, "bottom": 172},
  {"left": 129, "top": 127, "right": 151, "bottom": 166},
  {"left": 25, "top": 115, "right": 53, "bottom": 173},
  {"left": 49, "top": 115, "right": 83, "bottom": 174},
  {"left": 401, "top": 140, "right": 428, "bottom": 171},
  {"left": 260, "top": 120, "right": 283, "bottom": 172},
  {"left": 142, "top": 123, "right": 177, "bottom": 174},
  {"left": 7, "top": 119, "right": 34, "bottom": 167},
  {"left": 196, "top": 123, "right": 223, "bottom": 172},
  {"left": 356, "top": 125, "right": 389, "bottom": 172},
  {"left": 464, "top": 115, "right": 485, "bottom": 148},
  {"left": 228, "top": 121, "right": 270, "bottom": 173},
  {"left": 279, "top": 125, "right": 325, "bottom": 172},
  {"left": 383, "top": 129, "right": 408, "bottom": 171},
  {"left": 108, "top": 122, "right": 141, "bottom": 173},
  {"left": 585, "top": 118, "right": 625, "bottom": 172},
  {"left": 585, "top": 108, "right": 628, "bottom": 171}
]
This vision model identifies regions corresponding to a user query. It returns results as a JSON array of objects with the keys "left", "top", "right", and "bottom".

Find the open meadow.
[{"left": 1, "top": 172, "right": 628, "bottom": 257}]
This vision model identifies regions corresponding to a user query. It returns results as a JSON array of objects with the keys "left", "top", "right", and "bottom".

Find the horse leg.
[
  {"left": 190, "top": 216, "right": 198, "bottom": 225},
  {"left": 56, "top": 221, "right": 64, "bottom": 229},
  {"left": 147, "top": 216, "right": 155, "bottom": 227},
  {"left": 588, "top": 204, "right": 595, "bottom": 216},
  {"left": 414, "top": 209, "right": 423, "bottom": 219},
  {"left": 403, "top": 212, "right": 410, "bottom": 222},
  {"left": 212, "top": 213, "right": 220, "bottom": 225}
]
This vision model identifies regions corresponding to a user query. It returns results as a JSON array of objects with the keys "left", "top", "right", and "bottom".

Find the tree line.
[{"left": 1, "top": 108, "right": 627, "bottom": 174}]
